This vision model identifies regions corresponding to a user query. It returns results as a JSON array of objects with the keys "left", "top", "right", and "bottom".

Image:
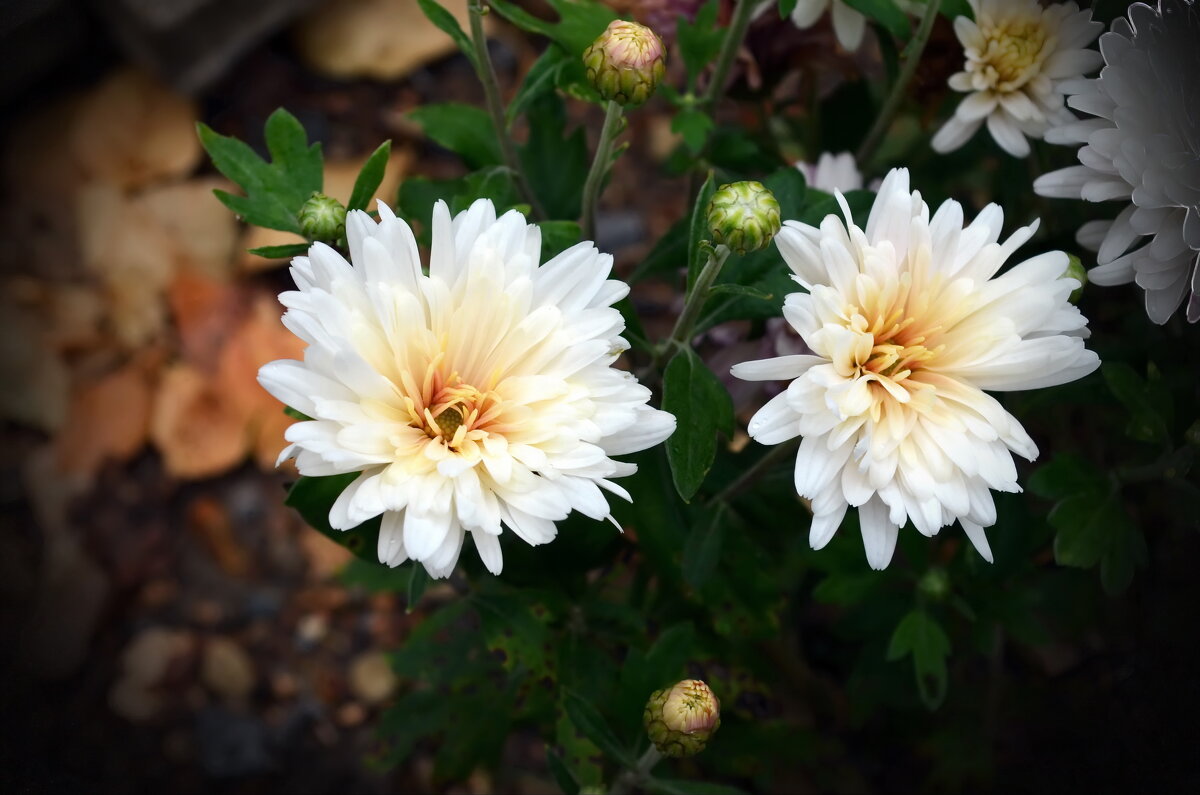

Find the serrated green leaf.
[
  {"left": 843, "top": 0, "right": 910, "bottom": 41},
  {"left": 672, "top": 108, "right": 715, "bottom": 154},
  {"left": 677, "top": 0, "right": 723, "bottom": 88},
  {"left": 248, "top": 242, "right": 309, "bottom": 259},
  {"left": 408, "top": 103, "right": 502, "bottom": 169},
  {"left": 346, "top": 140, "right": 391, "bottom": 211},
  {"left": 416, "top": 0, "right": 479, "bottom": 70},
  {"left": 887, "top": 609, "right": 950, "bottom": 710},
  {"left": 1102, "top": 362, "right": 1170, "bottom": 444},
  {"left": 687, "top": 173, "right": 717, "bottom": 291},
  {"left": 487, "top": 0, "right": 616, "bottom": 58},
  {"left": 562, "top": 689, "right": 636, "bottom": 768},
  {"left": 663, "top": 349, "right": 735, "bottom": 501},
  {"left": 264, "top": 108, "right": 324, "bottom": 195}
]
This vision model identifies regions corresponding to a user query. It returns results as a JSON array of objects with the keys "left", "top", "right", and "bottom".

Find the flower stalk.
[
  {"left": 855, "top": 0, "right": 943, "bottom": 165},
  {"left": 701, "top": 0, "right": 756, "bottom": 108},
  {"left": 580, "top": 100, "right": 625, "bottom": 240},
  {"left": 667, "top": 242, "right": 731, "bottom": 355},
  {"left": 468, "top": 0, "right": 545, "bottom": 220},
  {"left": 607, "top": 747, "right": 663, "bottom": 795}
]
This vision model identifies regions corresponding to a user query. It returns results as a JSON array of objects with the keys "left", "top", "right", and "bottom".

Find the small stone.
[
  {"left": 201, "top": 636, "right": 256, "bottom": 701},
  {"left": 295, "top": 613, "right": 329, "bottom": 648},
  {"left": 348, "top": 651, "right": 396, "bottom": 706},
  {"left": 335, "top": 701, "right": 366, "bottom": 727}
]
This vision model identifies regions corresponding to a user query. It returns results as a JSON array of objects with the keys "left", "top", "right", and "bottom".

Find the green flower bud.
[
  {"left": 643, "top": 679, "right": 720, "bottom": 758},
  {"left": 918, "top": 567, "right": 951, "bottom": 601},
  {"left": 707, "top": 181, "right": 781, "bottom": 255},
  {"left": 1064, "top": 254, "right": 1087, "bottom": 303},
  {"left": 298, "top": 192, "right": 347, "bottom": 242},
  {"left": 583, "top": 20, "right": 666, "bottom": 107}
]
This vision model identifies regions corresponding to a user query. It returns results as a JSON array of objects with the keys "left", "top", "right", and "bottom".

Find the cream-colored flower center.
[
  {"left": 400, "top": 353, "right": 502, "bottom": 451},
  {"left": 970, "top": 18, "right": 1049, "bottom": 92},
  {"left": 850, "top": 311, "right": 940, "bottom": 383}
]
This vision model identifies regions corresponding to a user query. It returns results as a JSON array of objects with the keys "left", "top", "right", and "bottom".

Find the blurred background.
[{"left": 0, "top": 1, "right": 1197, "bottom": 793}]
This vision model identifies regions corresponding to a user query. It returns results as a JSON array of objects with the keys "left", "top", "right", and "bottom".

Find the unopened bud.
[
  {"left": 707, "top": 181, "right": 781, "bottom": 255},
  {"left": 298, "top": 192, "right": 346, "bottom": 242},
  {"left": 643, "top": 679, "right": 720, "bottom": 758},
  {"left": 918, "top": 567, "right": 950, "bottom": 601},
  {"left": 583, "top": 20, "right": 666, "bottom": 107},
  {"left": 1063, "top": 254, "right": 1087, "bottom": 303}
]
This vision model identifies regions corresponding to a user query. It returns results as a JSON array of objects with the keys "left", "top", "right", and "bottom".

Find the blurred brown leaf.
[
  {"left": 151, "top": 363, "right": 248, "bottom": 480},
  {"left": 295, "top": 0, "right": 479, "bottom": 80},
  {"left": 53, "top": 354, "right": 156, "bottom": 481},
  {"left": 134, "top": 178, "right": 240, "bottom": 281}
]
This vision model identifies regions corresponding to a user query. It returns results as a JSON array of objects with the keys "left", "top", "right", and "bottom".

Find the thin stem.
[
  {"left": 468, "top": 1, "right": 546, "bottom": 219},
  {"left": 708, "top": 437, "right": 802, "bottom": 508},
  {"left": 608, "top": 746, "right": 663, "bottom": 795},
  {"left": 581, "top": 100, "right": 625, "bottom": 240},
  {"left": 668, "top": 244, "right": 731, "bottom": 351},
  {"left": 702, "top": 0, "right": 757, "bottom": 108},
  {"left": 855, "top": 0, "right": 943, "bottom": 166}
]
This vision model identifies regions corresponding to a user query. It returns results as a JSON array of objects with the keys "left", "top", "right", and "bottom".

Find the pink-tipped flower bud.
[
  {"left": 582, "top": 20, "right": 667, "bottom": 107},
  {"left": 643, "top": 679, "right": 720, "bottom": 758}
]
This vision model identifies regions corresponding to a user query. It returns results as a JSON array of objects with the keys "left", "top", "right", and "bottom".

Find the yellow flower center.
[
  {"left": 971, "top": 17, "right": 1049, "bottom": 92},
  {"left": 399, "top": 353, "right": 502, "bottom": 451}
]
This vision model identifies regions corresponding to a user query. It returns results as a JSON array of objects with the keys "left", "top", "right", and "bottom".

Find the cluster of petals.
[
  {"left": 933, "top": 0, "right": 1102, "bottom": 158},
  {"left": 259, "top": 199, "right": 675, "bottom": 578},
  {"left": 732, "top": 169, "right": 1099, "bottom": 568},
  {"left": 1034, "top": 0, "right": 1200, "bottom": 324}
]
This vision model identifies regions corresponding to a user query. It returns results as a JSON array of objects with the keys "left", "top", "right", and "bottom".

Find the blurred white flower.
[
  {"left": 932, "top": 0, "right": 1102, "bottom": 158},
  {"left": 790, "top": 0, "right": 867, "bottom": 52},
  {"left": 1034, "top": 0, "right": 1200, "bottom": 324},
  {"left": 732, "top": 169, "right": 1099, "bottom": 569},
  {"left": 260, "top": 199, "right": 675, "bottom": 578},
  {"left": 796, "top": 152, "right": 864, "bottom": 193}
]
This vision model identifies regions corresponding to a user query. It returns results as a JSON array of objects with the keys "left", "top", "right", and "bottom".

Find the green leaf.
[
  {"left": 676, "top": 0, "right": 723, "bottom": 87},
  {"left": 682, "top": 505, "right": 726, "bottom": 589},
  {"left": 346, "top": 139, "right": 391, "bottom": 211},
  {"left": 778, "top": 0, "right": 799, "bottom": 18},
  {"left": 406, "top": 563, "right": 430, "bottom": 612},
  {"left": 1050, "top": 492, "right": 1117, "bottom": 569},
  {"left": 248, "top": 242, "right": 309, "bottom": 259},
  {"left": 282, "top": 406, "right": 313, "bottom": 421},
  {"left": 408, "top": 103, "right": 502, "bottom": 169},
  {"left": 706, "top": 283, "right": 775, "bottom": 302},
  {"left": 672, "top": 108, "right": 715, "bottom": 154},
  {"left": 645, "top": 779, "right": 748, "bottom": 795},
  {"left": 538, "top": 220, "right": 583, "bottom": 262},
  {"left": 474, "top": 591, "right": 556, "bottom": 676},
  {"left": 486, "top": 0, "right": 616, "bottom": 58},
  {"left": 843, "top": 0, "right": 910, "bottom": 41},
  {"left": 507, "top": 45, "right": 568, "bottom": 127},
  {"left": 687, "top": 173, "right": 717, "bottom": 292},
  {"left": 762, "top": 166, "right": 808, "bottom": 219},
  {"left": 455, "top": 166, "right": 525, "bottom": 214},
  {"left": 886, "top": 609, "right": 951, "bottom": 710},
  {"left": 416, "top": 0, "right": 479, "bottom": 70},
  {"left": 1028, "top": 454, "right": 1107, "bottom": 501},
  {"left": 941, "top": 0, "right": 973, "bottom": 21},
  {"left": 519, "top": 92, "right": 590, "bottom": 219},
  {"left": 285, "top": 474, "right": 381, "bottom": 564},
  {"left": 1102, "top": 362, "right": 1170, "bottom": 444},
  {"left": 662, "top": 348, "right": 735, "bottom": 501},
  {"left": 630, "top": 216, "right": 689, "bottom": 283},
  {"left": 555, "top": 708, "right": 604, "bottom": 791},
  {"left": 198, "top": 108, "right": 323, "bottom": 234},
  {"left": 561, "top": 688, "right": 636, "bottom": 768},
  {"left": 545, "top": 747, "right": 581, "bottom": 795}
]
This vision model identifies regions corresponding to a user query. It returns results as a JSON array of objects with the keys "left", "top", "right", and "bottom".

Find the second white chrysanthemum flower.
[
  {"left": 731, "top": 168, "right": 1099, "bottom": 569},
  {"left": 260, "top": 199, "right": 676, "bottom": 578},
  {"left": 932, "top": 0, "right": 1102, "bottom": 158}
]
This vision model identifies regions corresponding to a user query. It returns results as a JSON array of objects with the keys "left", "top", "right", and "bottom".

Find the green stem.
[
  {"left": 608, "top": 746, "right": 663, "bottom": 795},
  {"left": 702, "top": 0, "right": 757, "bottom": 108},
  {"left": 580, "top": 100, "right": 625, "bottom": 240},
  {"left": 668, "top": 243, "right": 731, "bottom": 353},
  {"left": 855, "top": 0, "right": 943, "bottom": 166},
  {"left": 468, "top": 1, "right": 546, "bottom": 220}
]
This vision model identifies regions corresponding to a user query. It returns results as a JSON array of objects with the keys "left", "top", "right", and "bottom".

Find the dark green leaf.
[
  {"left": 408, "top": 103, "right": 501, "bottom": 169},
  {"left": 346, "top": 139, "right": 391, "bottom": 211},
  {"left": 539, "top": 220, "right": 584, "bottom": 262},
  {"left": 283, "top": 406, "right": 313, "bottom": 421},
  {"left": 1102, "top": 362, "right": 1170, "bottom": 443},
  {"left": 662, "top": 348, "right": 735, "bottom": 501},
  {"left": 561, "top": 688, "right": 636, "bottom": 767},
  {"left": 630, "top": 217, "right": 689, "bottom": 283},
  {"left": 397, "top": 175, "right": 466, "bottom": 244},
  {"left": 487, "top": 0, "right": 616, "bottom": 57},
  {"left": 677, "top": 0, "right": 723, "bottom": 87},
  {"left": 507, "top": 45, "right": 568, "bottom": 126},
  {"left": 778, "top": 0, "right": 799, "bottom": 18},
  {"left": 519, "top": 92, "right": 589, "bottom": 219},
  {"left": 545, "top": 747, "right": 581, "bottom": 795},
  {"left": 264, "top": 108, "right": 324, "bottom": 197},
  {"left": 248, "top": 243, "right": 309, "bottom": 259},
  {"left": 941, "top": 0, "right": 973, "bottom": 21},
  {"left": 455, "top": 166, "right": 525, "bottom": 214},
  {"left": 672, "top": 108, "right": 715, "bottom": 154},
  {"left": 1050, "top": 492, "right": 1118, "bottom": 569},
  {"left": 886, "top": 609, "right": 951, "bottom": 710},
  {"left": 407, "top": 563, "right": 430, "bottom": 612},
  {"left": 555, "top": 709, "right": 604, "bottom": 791},
  {"left": 687, "top": 173, "right": 717, "bottom": 291},
  {"left": 285, "top": 474, "right": 381, "bottom": 564},
  {"left": 474, "top": 591, "right": 555, "bottom": 675},
  {"left": 416, "top": 0, "right": 479, "bottom": 70},
  {"left": 682, "top": 505, "right": 725, "bottom": 589},
  {"left": 1028, "top": 454, "right": 1107, "bottom": 500},
  {"left": 762, "top": 166, "right": 808, "bottom": 218}
]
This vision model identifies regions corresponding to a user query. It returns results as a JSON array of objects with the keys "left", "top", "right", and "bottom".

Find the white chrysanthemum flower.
[
  {"left": 1034, "top": 0, "right": 1200, "bottom": 324},
  {"left": 259, "top": 199, "right": 676, "bottom": 578},
  {"left": 731, "top": 169, "right": 1100, "bottom": 569},
  {"left": 791, "top": 0, "right": 867, "bottom": 52},
  {"left": 932, "top": 0, "right": 1102, "bottom": 158}
]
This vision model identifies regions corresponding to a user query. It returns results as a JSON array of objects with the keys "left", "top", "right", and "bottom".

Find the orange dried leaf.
[
  {"left": 53, "top": 357, "right": 154, "bottom": 481},
  {"left": 151, "top": 364, "right": 248, "bottom": 480}
]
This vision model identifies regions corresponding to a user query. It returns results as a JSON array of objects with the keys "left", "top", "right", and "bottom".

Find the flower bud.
[
  {"left": 643, "top": 679, "right": 720, "bottom": 758},
  {"left": 917, "top": 567, "right": 951, "bottom": 601},
  {"left": 298, "top": 192, "right": 347, "bottom": 242},
  {"left": 583, "top": 20, "right": 666, "bottom": 107},
  {"left": 1063, "top": 254, "right": 1087, "bottom": 303},
  {"left": 707, "top": 181, "right": 781, "bottom": 255}
]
